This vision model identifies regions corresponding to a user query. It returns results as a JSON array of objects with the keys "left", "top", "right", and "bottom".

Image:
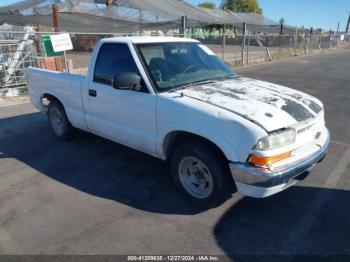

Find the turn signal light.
[{"left": 249, "top": 151, "right": 292, "bottom": 167}]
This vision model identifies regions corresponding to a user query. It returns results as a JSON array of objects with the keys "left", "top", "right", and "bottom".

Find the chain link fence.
[{"left": 0, "top": 29, "right": 349, "bottom": 106}]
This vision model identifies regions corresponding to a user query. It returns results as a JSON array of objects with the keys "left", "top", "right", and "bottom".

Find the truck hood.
[{"left": 176, "top": 76, "right": 323, "bottom": 132}]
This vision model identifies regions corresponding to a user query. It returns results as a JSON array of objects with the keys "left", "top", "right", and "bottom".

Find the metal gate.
[{"left": 0, "top": 27, "right": 36, "bottom": 88}]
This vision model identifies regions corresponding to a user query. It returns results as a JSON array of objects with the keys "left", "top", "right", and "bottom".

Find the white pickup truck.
[{"left": 28, "top": 36, "right": 330, "bottom": 207}]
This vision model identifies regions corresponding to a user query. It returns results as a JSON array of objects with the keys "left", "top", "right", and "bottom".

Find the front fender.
[
  {"left": 157, "top": 93, "right": 268, "bottom": 163},
  {"left": 157, "top": 126, "right": 239, "bottom": 162}
]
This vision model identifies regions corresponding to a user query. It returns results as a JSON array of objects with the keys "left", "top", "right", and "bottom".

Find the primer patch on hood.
[{"left": 178, "top": 76, "right": 323, "bottom": 131}]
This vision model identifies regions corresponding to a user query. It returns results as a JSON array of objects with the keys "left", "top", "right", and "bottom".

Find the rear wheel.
[
  {"left": 47, "top": 100, "right": 74, "bottom": 141},
  {"left": 171, "top": 141, "right": 234, "bottom": 208}
]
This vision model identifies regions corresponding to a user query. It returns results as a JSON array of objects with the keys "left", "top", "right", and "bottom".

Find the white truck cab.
[{"left": 27, "top": 36, "right": 330, "bottom": 208}]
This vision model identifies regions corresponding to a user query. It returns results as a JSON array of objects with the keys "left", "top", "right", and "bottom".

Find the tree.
[
  {"left": 198, "top": 2, "right": 216, "bottom": 9},
  {"left": 279, "top": 18, "right": 285, "bottom": 25},
  {"left": 198, "top": 2, "right": 218, "bottom": 32},
  {"left": 222, "top": 0, "right": 262, "bottom": 14}
]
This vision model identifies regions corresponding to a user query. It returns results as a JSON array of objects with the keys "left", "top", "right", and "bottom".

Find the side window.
[{"left": 94, "top": 43, "right": 145, "bottom": 91}]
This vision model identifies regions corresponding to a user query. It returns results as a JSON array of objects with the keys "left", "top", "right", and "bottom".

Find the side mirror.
[{"left": 113, "top": 72, "right": 142, "bottom": 90}]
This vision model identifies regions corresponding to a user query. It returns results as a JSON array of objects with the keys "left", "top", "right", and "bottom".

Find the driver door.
[{"left": 86, "top": 43, "right": 157, "bottom": 155}]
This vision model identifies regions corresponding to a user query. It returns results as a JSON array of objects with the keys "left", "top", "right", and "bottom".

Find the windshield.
[{"left": 136, "top": 42, "right": 235, "bottom": 92}]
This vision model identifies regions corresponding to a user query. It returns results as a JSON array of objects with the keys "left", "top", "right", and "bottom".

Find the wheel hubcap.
[
  {"left": 178, "top": 156, "right": 214, "bottom": 199},
  {"left": 51, "top": 108, "right": 64, "bottom": 136}
]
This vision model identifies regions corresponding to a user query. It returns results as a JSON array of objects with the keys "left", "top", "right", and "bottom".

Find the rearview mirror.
[{"left": 113, "top": 72, "right": 142, "bottom": 90}]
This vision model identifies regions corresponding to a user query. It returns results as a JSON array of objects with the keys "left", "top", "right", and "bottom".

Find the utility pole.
[
  {"left": 336, "top": 21, "right": 339, "bottom": 35},
  {"left": 241, "top": 22, "right": 246, "bottom": 65},
  {"left": 52, "top": 4, "right": 60, "bottom": 32},
  {"left": 222, "top": 5, "right": 227, "bottom": 60},
  {"left": 345, "top": 11, "right": 350, "bottom": 34},
  {"left": 309, "top": 27, "right": 313, "bottom": 43},
  {"left": 180, "top": 16, "right": 186, "bottom": 37},
  {"left": 52, "top": 4, "right": 68, "bottom": 72}
]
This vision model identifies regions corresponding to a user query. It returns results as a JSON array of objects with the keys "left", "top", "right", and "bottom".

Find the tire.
[
  {"left": 47, "top": 100, "right": 74, "bottom": 141},
  {"left": 171, "top": 141, "right": 234, "bottom": 208}
]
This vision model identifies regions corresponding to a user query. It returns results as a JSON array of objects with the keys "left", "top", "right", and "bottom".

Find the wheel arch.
[
  {"left": 162, "top": 130, "right": 236, "bottom": 164},
  {"left": 41, "top": 93, "right": 64, "bottom": 112}
]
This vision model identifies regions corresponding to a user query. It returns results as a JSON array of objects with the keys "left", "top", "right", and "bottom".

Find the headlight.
[{"left": 255, "top": 128, "right": 296, "bottom": 151}]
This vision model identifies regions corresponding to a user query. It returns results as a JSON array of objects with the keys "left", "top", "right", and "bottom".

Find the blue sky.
[
  {"left": 1, "top": 0, "right": 349, "bottom": 31},
  {"left": 189, "top": 0, "right": 349, "bottom": 31}
]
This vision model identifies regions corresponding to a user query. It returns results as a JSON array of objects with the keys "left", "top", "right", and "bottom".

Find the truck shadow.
[
  {"left": 0, "top": 112, "right": 202, "bottom": 215},
  {"left": 1, "top": 112, "right": 349, "bottom": 255},
  {"left": 213, "top": 185, "right": 350, "bottom": 256}
]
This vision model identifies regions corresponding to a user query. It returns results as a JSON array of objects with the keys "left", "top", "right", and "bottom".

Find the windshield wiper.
[
  {"left": 168, "top": 79, "right": 219, "bottom": 93},
  {"left": 168, "top": 86, "right": 188, "bottom": 93},
  {"left": 212, "top": 75, "right": 236, "bottom": 81}
]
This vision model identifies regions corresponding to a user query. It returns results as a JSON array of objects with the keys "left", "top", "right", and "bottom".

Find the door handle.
[{"left": 89, "top": 89, "right": 97, "bottom": 97}]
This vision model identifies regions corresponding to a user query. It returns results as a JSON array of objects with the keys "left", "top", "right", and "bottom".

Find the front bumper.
[{"left": 230, "top": 130, "right": 330, "bottom": 198}]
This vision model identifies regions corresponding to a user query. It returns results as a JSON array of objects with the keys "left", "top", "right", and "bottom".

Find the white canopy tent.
[{"left": 0, "top": 0, "right": 295, "bottom": 33}]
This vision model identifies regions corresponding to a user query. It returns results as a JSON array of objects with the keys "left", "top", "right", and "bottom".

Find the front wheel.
[{"left": 171, "top": 142, "right": 234, "bottom": 208}]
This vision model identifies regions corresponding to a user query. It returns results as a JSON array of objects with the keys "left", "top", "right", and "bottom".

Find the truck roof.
[{"left": 99, "top": 36, "right": 200, "bottom": 44}]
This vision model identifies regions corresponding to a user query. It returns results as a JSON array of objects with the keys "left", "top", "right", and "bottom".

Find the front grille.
[{"left": 297, "top": 122, "right": 315, "bottom": 134}]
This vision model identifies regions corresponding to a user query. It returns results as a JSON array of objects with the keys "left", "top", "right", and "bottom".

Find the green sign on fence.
[{"left": 40, "top": 35, "right": 64, "bottom": 57}]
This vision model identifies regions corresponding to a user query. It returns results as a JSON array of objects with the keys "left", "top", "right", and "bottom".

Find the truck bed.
[{"left": 27, "top": 67, "right": 88, "bottom": 131}]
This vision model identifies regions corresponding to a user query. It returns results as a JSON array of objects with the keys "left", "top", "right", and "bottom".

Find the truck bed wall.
[{"left": 27, "top": 67, "right": 88, "bottom": 131}]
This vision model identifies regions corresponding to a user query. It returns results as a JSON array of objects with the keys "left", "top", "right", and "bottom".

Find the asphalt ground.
[{"left": 0, "top": 49, "right": 349, "bottom": 257}]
